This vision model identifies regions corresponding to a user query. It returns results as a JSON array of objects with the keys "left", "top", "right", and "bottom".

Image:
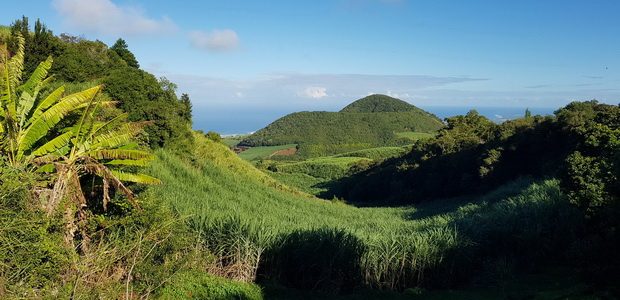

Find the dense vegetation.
[
  {"left": 240, "top": 95, "right": 444, "bottom": 157},
  {"left": 0, "top": 18, "right": 260, "bottom": 299},
  {"left": 334, "top": 103, "right": 619, "bottom": 208}
]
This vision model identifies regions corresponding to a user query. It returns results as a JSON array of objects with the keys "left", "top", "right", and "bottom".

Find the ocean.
[{"left": 192, "top": 106, "right": 557, "bottom": 135}]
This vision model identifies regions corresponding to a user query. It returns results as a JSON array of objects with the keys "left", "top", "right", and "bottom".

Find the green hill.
[
  {"left": 240, "top": 95, "right": 444, "bottom": 156},
  {"left": 340, "top": 94, "right": 430, "bottom": 113}
]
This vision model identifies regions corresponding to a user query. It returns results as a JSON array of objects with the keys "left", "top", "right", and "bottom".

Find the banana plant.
[
  {"left": 34, "top": 94, "right": 161, "bottom": 248},
  {"left": 0, "top": 35, "right": 105, "bottom": 168},
  {"left": 1, "top": 36, "right": 160, "bottom": 246}
]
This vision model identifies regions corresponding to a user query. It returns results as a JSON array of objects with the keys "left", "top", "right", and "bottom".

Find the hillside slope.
[
  {"left": 240, "top": 95, "right": 443, "bottom": 156},
  {"left": 147, "top": 134, "right": 581, "bottom": 294}
]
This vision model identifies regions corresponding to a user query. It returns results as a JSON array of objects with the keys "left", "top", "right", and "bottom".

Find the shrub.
[{"left": 159, "top": 271, "right": 263, "bottom": 300}]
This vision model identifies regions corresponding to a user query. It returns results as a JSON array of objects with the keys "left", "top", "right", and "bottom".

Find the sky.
[{"left": 2, "top": 0, "right": 619, "bottom": 133}]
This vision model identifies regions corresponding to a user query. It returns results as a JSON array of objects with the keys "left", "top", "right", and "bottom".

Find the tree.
[
  {"left": 205, "top": 131, "right": 222, "bottom": 143},
  {"left": 52, "top": 39, "right": 125, "bottom": 82},
  {"left": 8, "top": 17, "right": 64, "bottom": 77},
  {"left": 179, "top": 93, "right": 192, "bottom": 124},
  {"left": 110, "top": 38, "right": 139, "bottom": 68},
  {"left": 103, "top": 68, "right": 193, "bottom": 149},
  {"left": 7, "top": 16, "right": 29, "bottom": 55},
  {"left": 524, "top": 108, "right": 532, "bottom": 118}
]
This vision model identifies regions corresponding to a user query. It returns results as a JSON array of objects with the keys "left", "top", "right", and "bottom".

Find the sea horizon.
[{"left": 193, "top": 105, "right": 558, "bottom": 135}]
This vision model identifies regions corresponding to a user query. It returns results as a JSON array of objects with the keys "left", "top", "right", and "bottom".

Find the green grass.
[
  {"left": 394, "top": 131, "right": 434, "bottom": 141},
  {"left": 334, "top": 146, "right": 409, "bottom": 160},
  {"left": 273, "top": 156, "right": 372, "bottom": 180},
  {"left": 159, "top": 271, "right": 263, "bottom": 300},
  {"left": 238, "top": 144, "right": 297, "bottom": 161},
  {"left": 263, "top": 145, "right": 410, "bottom": 195},
  {"left": 148, "top": 134, "right": 580, "bottom": 292},
  {"left": 265, "top": 171, "right": 329, "bottom": 195}
]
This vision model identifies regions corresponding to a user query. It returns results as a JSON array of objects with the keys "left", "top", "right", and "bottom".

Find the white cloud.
[
  {"left": 386, "top": 90, "right": 411, "bottom": 99},
  {"left": 189, "top": 30, "right": 240, "bottom": 52},
  {"left": 53, "top": 0, "right": 177, "bottom": 36},
  {"left": 299, "top": 87, "right": 329, "bottom": 99}
]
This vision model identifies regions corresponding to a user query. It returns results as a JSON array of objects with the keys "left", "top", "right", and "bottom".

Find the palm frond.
[
  {"left": 7, "top": 35, "right": 25, "bottom": 101},
  {"left": 18, "top": 56, "right": 53, "bottom": 93},
  {"left": 86, "top": 149, "right": 154, "bottom": 161},
  {"left": 31, "top": 130, "right": 75, "bottom": 157},
  {"left": 35, "top": 163, "right": 56, "bottom": 173},
  {"left": 18, "top": 85, "right": 101, "bottom": 154},
  {"left": 29, "top": 86, "right": 65, "bottom": 123}
]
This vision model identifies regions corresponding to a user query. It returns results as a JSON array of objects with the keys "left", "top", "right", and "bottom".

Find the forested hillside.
[
  {"left": 1, "top": 17, "right": 193, "bottom": 151},
  {"left": 240, "top": 95, "right": 443, "bottom": 157},
  {"left": 333, "top": 103, "right": 620, "bottom": 208}
]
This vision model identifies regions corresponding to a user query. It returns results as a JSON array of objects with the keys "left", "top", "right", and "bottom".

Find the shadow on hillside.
[{"left": 258, "top": 228, "right": 365, "bottom": 293}]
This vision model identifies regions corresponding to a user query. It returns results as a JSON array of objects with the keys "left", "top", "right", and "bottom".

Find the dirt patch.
[{"left": 269, "top": 147, "right": 297, "bottom": 157}]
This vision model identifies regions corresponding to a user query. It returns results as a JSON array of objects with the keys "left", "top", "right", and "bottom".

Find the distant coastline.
[{"left": 194, "top": 106, "right": 557, "bottom": 135}]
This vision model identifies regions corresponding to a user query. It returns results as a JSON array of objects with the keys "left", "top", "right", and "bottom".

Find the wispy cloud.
[
  {"left": 583, "top": 75, "right": 604, "bottom": 79},
  {"left": 189, "top": 29, "right": 240, "bottom": 52},
  {"left": 52, "top": 0, "right": 176, "bottom": 36},
  {"left": 159, "top": 73, "right": 484, "bottom": 109}
]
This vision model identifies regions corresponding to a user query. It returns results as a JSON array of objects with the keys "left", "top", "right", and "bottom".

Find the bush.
[
  {"left": 0, "top": 165, "right": 72, "bottom": 297},
  {"left": 159, "top": 271, "right": 263, "bottom": 300}
]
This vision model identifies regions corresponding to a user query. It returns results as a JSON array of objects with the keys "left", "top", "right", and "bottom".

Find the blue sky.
[{"left": 2, "top": 0, "right": 619, "bottom": 133}]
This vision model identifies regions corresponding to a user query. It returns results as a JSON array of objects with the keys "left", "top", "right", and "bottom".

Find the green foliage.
[
  {"left": 557, "top": 101, "right": 620, "bottom": 219},
  {"left": 179, "top": 93, "right": 192, "bottom": 124},
  {"left": 160, "top": 271, "right": 264, "bottom": 300},
  {"left": 334, "top": 109, "right": 572, "bottom": 204},
  {"left": 0, "top": 165, "right": 71, "bottom": 297},
  {"left": 241, "top": 94, "right": 444, "bottom": 157},
  {"left": 204, "top": 130, "right": 223, "bottom": 143},
  {"left": 103, "top": 68, "right": 193, "bottom": 150},
  {"left": 52, "top": 39, "right": 125, "bottom": 82},
  {"left": 0, "top": 26, "right": 10, "bottom": 43},
  {"left": 110, "top": 38, "right": 139, "bottom": 69}
]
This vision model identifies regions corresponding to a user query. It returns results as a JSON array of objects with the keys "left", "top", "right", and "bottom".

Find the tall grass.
[{"left": 148, "top": 135, "right": 578, "bottom": 292}]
